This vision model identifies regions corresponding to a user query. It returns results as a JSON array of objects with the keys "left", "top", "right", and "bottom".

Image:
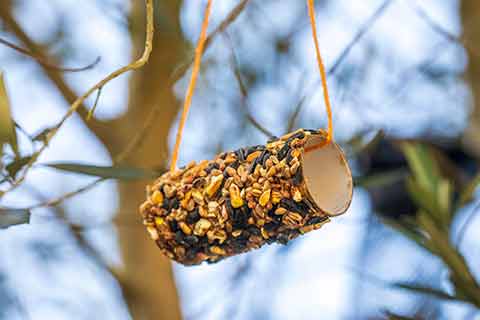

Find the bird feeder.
[
  {"left": 139, "top": 129, "right": 352, "bottom": 265},
  {"left": 139, "top": 0, "right": 353, "bottom": 265}
]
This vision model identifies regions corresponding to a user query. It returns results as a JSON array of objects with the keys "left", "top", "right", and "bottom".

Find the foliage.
[{"left": 383, "top": 141, "right": 480, "bottom": 308}]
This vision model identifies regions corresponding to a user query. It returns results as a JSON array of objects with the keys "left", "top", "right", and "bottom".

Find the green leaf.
[
  {"left": 45, "top": 162, "right": 160, "bottom": 180},
  {"left": 457, "top": 174, "right": 480, "bottom": 208},
  {"left": 402, "top": 142, "right": 440, "bottom": 191},
  {"left": 418, "top": 213, "right": 474, "bottom": 283},
  {"left": 436, "top": 178, "right": 452, "bottom": 225},
  {"left": 0, "top": 72, "right": 18, "bottom": 153},
  {"left": 393, "top": 282, "right": 463, "bottom": 302},
  {"left": 5, "top": 156, "right": 32, "bottom": 179},
  {"left": 406, "top": 178, "right": 439, "bottom": 221},
  {"left": 354, "top": 168, "right": 408, "bottom": 189},
  {"left": 0, "top": 208, "right": 31, "bottom": 229}
]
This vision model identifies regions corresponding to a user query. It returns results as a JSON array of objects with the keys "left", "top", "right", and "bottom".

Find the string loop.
[
  {"left": 170, "top": 0, "right": 213, "bottom": 172},
  {"left": 306, "top": 0, "right": 334, "bottom": 151},
  {"left": 170, "top": 0, "right": 334, "bottom": 171}
]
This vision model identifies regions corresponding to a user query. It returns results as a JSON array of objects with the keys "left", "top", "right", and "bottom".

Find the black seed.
[
  {"left": 192, "top": 177, "right": 206, "bottom": 189},
  {"left": 169, "top": 220, "right": 179, "bottom": 232},
  {"left": 205, "top": 162, "right": 219, "bottom": 174},
  {"left": 261, "top": 150, "right": 271, "bottom": 166},
  {"left": 245, "top": 147, "right": 256, "bottom": 156},
  {"left": 186, "top": 209, "right": 200, "bottom": 224},
  {"left": 175, "top": 231, "right": 185, "bottom": 243},
  {"left": 198, "top": 236, "right": 209, "bottom": 246},
  {"left": 247, "top": 226, "right": 261, "bottom": 236},
  {"left": 264, "top": 222, "right": 278, "bottom": 232},
  {"left": 276, "top": 233, "right": 289, "bottom": 245},
  {"left": 231, "top": 206, "right": 249, "bottom": 229},
  {"left": 286, "top": 149, "right": 294, "bottom": 163},
  {"left": 232, "top": 237, "right": 248, "bottom": 250},
  {"left": 292, "top": 166, "right": 303, "bottom": 185},
  {"left": 266, "top": 237, "right": 276, "bottom": 244},
  {"left": 185, "top": 249, "right": 197, "bottom": 261},
  {"left": 287, "top": 131, "right": 305, "bottom": 142},
  {"left": 235, "top": 149, "right": 245, "bottom": 162},
  {"left": 184, "top": 235, "right": 199, "bottom": 245},
  {"left": 277, "top": 143, "right": 289, "bottom": 160},
  {"left": 229, "top": 160, "right": 240, "bottom": 170},
  {"left": 225, "top": 200, "right": 234, "bottom": 217},
  {"left": 161, "top": 197, "right": 169, "bottom": 209},
  {"left": 297, "top": 201, "right": 311, "bottom": 216},
  {"left": 170, "top": 198, "right": 180, "bottom": 209},
  {"left": 280, "top": 198, "right": 309, "bottom": 217},
  {"left": 184, "top": 236, "right": 198, "bottom": 246},
  {"left": 307, "top": 216, "right": 328, "bottom": 225},
  {"left": 246, "top": 145, "right": 263, "bottom": 156}
]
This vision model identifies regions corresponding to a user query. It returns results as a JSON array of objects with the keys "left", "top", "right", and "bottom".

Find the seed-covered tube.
[{"left": 139, "top": 129, "right": 353, "bottom": 265}]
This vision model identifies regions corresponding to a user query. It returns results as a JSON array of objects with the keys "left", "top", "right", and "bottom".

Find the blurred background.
[{"left": 0, "top": 0, "right": 479, "bottom": 319}]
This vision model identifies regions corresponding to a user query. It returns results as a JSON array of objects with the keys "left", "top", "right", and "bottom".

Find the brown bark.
[
  {"left": 112, "top": 1, "right": 186, "bottom": 319},
  {"left": 462, "top": 1, "right": 480, "bottom": 157}
]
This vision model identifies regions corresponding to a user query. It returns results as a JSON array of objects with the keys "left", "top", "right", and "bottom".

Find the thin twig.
[
  {"left": 0, "top": 0, "right": 155, "bottom": 197},
  {"left": 169, "top": 0, "right": 251, "bottom": 85},
  {"left": 0, "top": 36, "right": 101, "bottom": 72},
  {"left": 224, "top": 32, "right": 275, "bottom": 139},
  {"left": 407, "top": 0, "right": 480, "bottom": 59},
  {"left": 87, "top": 87, "right": 103, "bottom": 120},
  {"left": 328, "top": 0, "right": 394, "bottom": 76},
  {"left": 25, "top": 103, "right": 162, "bottom": 210},
  {"left": 287, "top": 96, "right": 306, "bottom": 133},
  {"left": 298, "top": 0, "right": 393, "bottom": 133}
]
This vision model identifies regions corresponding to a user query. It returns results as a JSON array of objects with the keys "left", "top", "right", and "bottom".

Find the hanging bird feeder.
[{"left": 139, "top": 0, "right": 353, "bottom": 265}]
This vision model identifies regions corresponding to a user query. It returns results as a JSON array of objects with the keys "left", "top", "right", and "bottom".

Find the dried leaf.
[
  {"left": 45, "top": 162, "right": 160, "bottom": 180},
  {"left": 0, "top": 208, "right": 30, "bottom": 229}
]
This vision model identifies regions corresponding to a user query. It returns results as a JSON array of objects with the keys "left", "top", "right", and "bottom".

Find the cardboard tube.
[
  {"left": 139, "top": 129, "right": 353, "bottom": 265},
  {"left": 302, "top": 136, "right": 353, "bottom": 216}
]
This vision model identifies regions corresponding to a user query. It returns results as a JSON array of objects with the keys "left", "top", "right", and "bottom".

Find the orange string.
[
  {"left": 306, "top": 0, "right": 334, "bottom": 151},
  {"left": 170, "top": 0, "right": 213, "bottom": 172}
]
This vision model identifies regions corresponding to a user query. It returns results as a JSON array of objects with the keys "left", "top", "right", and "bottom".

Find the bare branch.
[
  {"left": 0, "top": 0, "right": 155, "bottom": 197},
  {"left": 408, "top": 0, "right": 480, "bottom": 59},
  {"left": 0, "top": 36, "right": 101, "bottom": 72},
  {"left": 169, "top": 0, "right": 251, "bottom": 85},
  {"left": 224, "top": 32, "right": 275, "bottom": 139},
  {"left": 328, "top": 0, "right": 394, "bottom": 76},
  {"left": 24, "top": 102, "right": 163, "bottom": 210},
  {"left": 0, "top": 5, "right": 116, "bottom": 146}
]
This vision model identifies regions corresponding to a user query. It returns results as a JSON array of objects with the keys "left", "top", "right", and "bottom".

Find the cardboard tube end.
[{"left": 302, "top": 135, "right": 353, "bottom": 216}]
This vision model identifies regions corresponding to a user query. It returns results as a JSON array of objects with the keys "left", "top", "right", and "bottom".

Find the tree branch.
[
  {"left": 0, "top": 5, "right": 116, "bottom": 145},
  {"left": 0, "top": 0, "right": 155, "bottom": 197}
]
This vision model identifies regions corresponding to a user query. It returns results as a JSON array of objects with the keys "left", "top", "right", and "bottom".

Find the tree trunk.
[
  {"left": 112, "top": 1, "right": 186, "bottom": 319},
  {"left": 462, "top": 0, "right": 480, "bottom": 157}
]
